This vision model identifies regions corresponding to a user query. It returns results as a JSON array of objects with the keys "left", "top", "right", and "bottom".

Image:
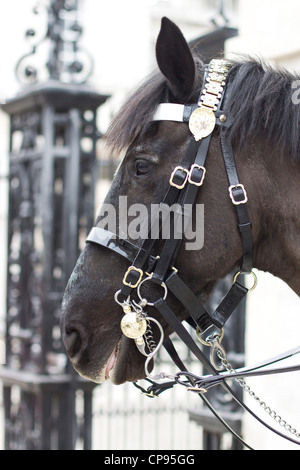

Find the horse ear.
[{"left": 156, "top": 17, "right": 195, "bottom": 100}]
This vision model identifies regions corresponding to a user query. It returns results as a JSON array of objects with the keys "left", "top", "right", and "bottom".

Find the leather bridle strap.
[
  {"left": 87, "top": 227, "right": 143, "bottom": 261},
  {"left": 220, "top": 134, "right": 253, "bottom": 273},
  {"left": 153, "top": 298, "right": 254, "bottom": 450},
  {"left": 118, "top": 137, "right": 201, "bottom": 298},
  {"left": 151, "top": 135, "right": 211, "bottom": 285},
  {"left": 165, "top": 271, "right": 213, "bottom": 333},
  {"left": 116, "top": 65, "right": 212, "bottom": 297},
  {"left": 153, "top": 297, "right": 300, "bottom": 447}
]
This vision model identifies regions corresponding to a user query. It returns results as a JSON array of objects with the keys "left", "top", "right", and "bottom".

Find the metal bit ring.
[{"left": 137, "top": 276, "right": 168, "bottom": 306}]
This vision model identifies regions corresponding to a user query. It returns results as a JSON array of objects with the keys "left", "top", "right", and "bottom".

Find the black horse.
[{"left": 61, "top": 18, "right": 300, "bottom": 393}]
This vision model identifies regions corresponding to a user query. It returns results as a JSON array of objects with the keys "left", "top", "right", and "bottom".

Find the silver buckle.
[
  {"left": 169, "top": 166, "right": 189, "bottom": 189},
  {"left": 228, "top": 184, "right": 248, "bottom": 205},
  {"left": 188, "top": 164, "right": 206, "bottom": 186}
]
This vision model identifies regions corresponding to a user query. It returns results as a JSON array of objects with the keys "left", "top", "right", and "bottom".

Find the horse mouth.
[
  {"left": 105, "top": 341, "right": 120, "bottom": 380},
  {"left": 71, "top": 334, "right": 147, "bottom": 385},
  {"left": 102, "top": 335, "right": 147, "bottom": 385}
]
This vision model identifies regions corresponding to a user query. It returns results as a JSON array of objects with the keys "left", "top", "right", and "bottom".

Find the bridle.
[{"left": 86, "top": 59, "right": 300, "bottom": 449}]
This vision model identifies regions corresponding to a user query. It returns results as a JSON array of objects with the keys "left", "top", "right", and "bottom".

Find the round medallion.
[
  {"left": 189, "top": 107, "right": 216, "bottom": 141},
  {"left": 120, "top": 312, "right": 147, "bottom": 339}
]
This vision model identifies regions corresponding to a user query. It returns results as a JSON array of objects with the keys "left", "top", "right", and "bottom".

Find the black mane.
[
  {"left": 106, "top": 69, "right": 171, "bottom": 153},
  {"left": 106, "top": 57, "right": 300, "bottom": 161},
  {"left": 225, "top": 59, "right": 300, "bottom": 161}
]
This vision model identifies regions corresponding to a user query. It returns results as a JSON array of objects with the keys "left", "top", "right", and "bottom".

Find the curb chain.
[{"left": 217, "top": 348, "right": 300, "bottom": 439}]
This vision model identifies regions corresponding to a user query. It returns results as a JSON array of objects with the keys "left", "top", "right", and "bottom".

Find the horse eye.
[{"left": 135, "top": 159, "right": 151, "bottom": 176}]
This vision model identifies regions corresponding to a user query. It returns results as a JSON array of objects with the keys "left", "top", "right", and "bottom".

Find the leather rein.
[{"left": 86, "top": 59, "right": 300, "bottom": 449}]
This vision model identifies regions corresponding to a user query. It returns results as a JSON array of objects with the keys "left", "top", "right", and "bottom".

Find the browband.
[{"left": 152, "top": 103, "right": 195, "bottom": 123}]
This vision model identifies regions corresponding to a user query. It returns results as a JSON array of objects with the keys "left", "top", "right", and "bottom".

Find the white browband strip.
[{"left": 152, "top": 103, "right": 185, "bottom": 122}]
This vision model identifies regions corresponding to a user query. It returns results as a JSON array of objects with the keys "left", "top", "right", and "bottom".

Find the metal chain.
[
  {"left": 141, "top": 315, "right": 157, "bottom": 354},
  {"left": 217, "top": 348, "right": 300, "bottom": 439}
]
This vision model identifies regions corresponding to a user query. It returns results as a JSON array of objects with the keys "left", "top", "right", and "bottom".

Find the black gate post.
[{"left": 0, "top": 1, "right": 109, "bottom": 449}]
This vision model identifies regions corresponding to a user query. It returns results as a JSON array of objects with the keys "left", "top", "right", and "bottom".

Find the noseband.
[{"left": 86, "top": 59, "right": 300, "bottom": 449}]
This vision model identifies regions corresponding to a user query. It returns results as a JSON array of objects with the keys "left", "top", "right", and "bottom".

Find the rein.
[{"left": 86, "top": 59, "right": 300, "bottom": 449}]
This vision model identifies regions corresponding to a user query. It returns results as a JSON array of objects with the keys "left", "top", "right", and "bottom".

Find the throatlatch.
[{"left": 86, "top": 59, "right": 300, "bottom": 449}]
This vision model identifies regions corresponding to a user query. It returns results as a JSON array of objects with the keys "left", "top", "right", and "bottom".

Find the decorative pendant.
[
  {"left": 189, "top": 107, "right": 216, "bottom": 141},
  {"left": 120, "top": 311, "right": 147, "bottom": 339}
]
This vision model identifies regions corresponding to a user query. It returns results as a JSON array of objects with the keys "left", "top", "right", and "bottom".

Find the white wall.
[{"left": 226, "top": 0, "right": 300, "bottom": 69}]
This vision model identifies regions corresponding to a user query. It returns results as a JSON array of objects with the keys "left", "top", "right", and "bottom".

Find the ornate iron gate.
[{"left": 0, "top": 0, "right": 108, "bottom": 449}]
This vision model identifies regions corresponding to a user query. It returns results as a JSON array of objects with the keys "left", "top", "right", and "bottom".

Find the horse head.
[{"left": 61, "top": 18, "right": 300, "bottom": 385}]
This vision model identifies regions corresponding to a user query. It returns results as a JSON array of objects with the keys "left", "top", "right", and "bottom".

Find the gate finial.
[{"left": 15, "top": 0, "right": 94, "bottom": 85}]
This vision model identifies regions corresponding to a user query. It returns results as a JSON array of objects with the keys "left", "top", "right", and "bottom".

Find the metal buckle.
[
  {"left": 169, "top": 166, "right": 189, "bottom": 189},
  {"left": 122, "top": 266, "right": 143, "bottom": 288},
  {"left": 188, "top": 164, "right": 206, "bottom": 186},
  {"left": 228, "top": 184, "right": 248, "bottom": 205},
  {"left": 196, "top": 326, "right": 224, "bottom": 347}
]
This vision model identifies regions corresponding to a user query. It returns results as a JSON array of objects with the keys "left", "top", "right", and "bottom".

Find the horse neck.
[{"left": 250, "top": 143, "right": 300, "bottom": 296}]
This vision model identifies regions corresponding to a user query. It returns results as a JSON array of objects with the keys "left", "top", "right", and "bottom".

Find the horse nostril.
[{"left": 64, "top": 328, "right": 84, "bottom": 359}]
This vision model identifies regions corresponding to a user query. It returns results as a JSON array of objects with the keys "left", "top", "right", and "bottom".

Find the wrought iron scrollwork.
[{"left": 15, "top": 0, "right": 94, "bottom": 85}]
